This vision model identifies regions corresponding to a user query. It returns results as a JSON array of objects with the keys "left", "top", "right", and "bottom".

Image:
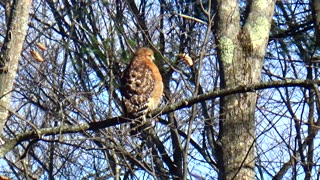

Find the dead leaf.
[
  {"left": 178, "top": 53, "right": 193, "bottom": 66},
  {"left": 30, "top": 50, "right": 44, "bottom": 62},
  {"left": 36, "top": 42, "right": 47, "bottom": 51},
  {"left": 0, "top": 175, "right": 10, "bottom": 180}
]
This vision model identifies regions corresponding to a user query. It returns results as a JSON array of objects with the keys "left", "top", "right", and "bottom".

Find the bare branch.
[{"left": 1, "top": 79, "right": 319, "bottom": 157}]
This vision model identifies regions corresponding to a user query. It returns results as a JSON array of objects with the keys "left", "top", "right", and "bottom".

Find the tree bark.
[
  {"left": 311, "top": 0, "right": 320, "bottom": 46},
  {"left": 0, "top": 0, "right": 32, "bottom": 137},
  {"left": 214, "top": 0, "right": 276, "bottom": 179}
]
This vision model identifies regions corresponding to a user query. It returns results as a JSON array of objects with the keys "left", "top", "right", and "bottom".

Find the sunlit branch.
[{"left": 1, "top": 79, "right": 319, "bottom": 157}]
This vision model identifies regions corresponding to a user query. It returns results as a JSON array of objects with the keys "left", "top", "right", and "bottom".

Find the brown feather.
[{"left": 121, "top": 47, "right": 163, "bottom": 134}]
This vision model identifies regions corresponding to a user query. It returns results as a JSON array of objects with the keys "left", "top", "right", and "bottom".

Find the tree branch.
[{"left": 1, "top": 79, "right": 319, "bottom": 157}]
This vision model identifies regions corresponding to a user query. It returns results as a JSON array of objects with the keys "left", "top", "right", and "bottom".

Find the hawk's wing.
[{"left": 121, "top": 58, "right": 155, "bottom": 117}]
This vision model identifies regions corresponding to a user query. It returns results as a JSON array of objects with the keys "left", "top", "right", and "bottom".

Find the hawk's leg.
[{"left": 130, "top": 115, "right": 153, "bottom": 136}]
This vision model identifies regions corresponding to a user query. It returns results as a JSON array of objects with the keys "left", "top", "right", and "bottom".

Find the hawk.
[{"left": 121, "top": 47, "right": 163, "bottom": 135}]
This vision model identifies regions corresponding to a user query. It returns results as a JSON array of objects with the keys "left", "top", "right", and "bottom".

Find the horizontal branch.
[
  {"left": 156, "top": 79, "right": 319, "bottom": 115},
  {"left": 0, "top": 79, "right": 319, "bottom": 157}
]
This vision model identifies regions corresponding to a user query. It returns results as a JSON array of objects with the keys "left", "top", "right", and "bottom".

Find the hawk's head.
[{"left": 135, "top": 47, "right": 155, "bottom": 62}]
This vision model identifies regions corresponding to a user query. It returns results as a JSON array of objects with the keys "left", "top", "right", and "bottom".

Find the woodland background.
[{"left": 0, "top": 0, "right": 320, "bottom": 179}]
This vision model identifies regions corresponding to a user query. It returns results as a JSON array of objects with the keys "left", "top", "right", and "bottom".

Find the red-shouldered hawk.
[{"left": 121, "top": 47, "right": 163, "bottom": 135}]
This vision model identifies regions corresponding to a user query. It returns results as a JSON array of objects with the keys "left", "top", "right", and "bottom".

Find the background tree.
[
  {"left": 1, "top": 0, "right": 320, "bottom": 179},
  {"left": 213, "top": 0, "right": 276, "bottom": 179},
  {"left": 0, "top": 0, "right": 32, "bottom": 140}
]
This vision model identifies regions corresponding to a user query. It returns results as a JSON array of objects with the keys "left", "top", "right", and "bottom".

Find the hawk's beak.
[{"left": 151, "top": 55, "right": 155, "bottom": 61}]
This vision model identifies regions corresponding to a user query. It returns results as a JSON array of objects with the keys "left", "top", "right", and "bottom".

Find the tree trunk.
[
  {"left": 0, "top": 0, "right": 32, "bottom": 137},
  {"left": 214, "top": 0, "right": 276, "bottom": 179}
]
